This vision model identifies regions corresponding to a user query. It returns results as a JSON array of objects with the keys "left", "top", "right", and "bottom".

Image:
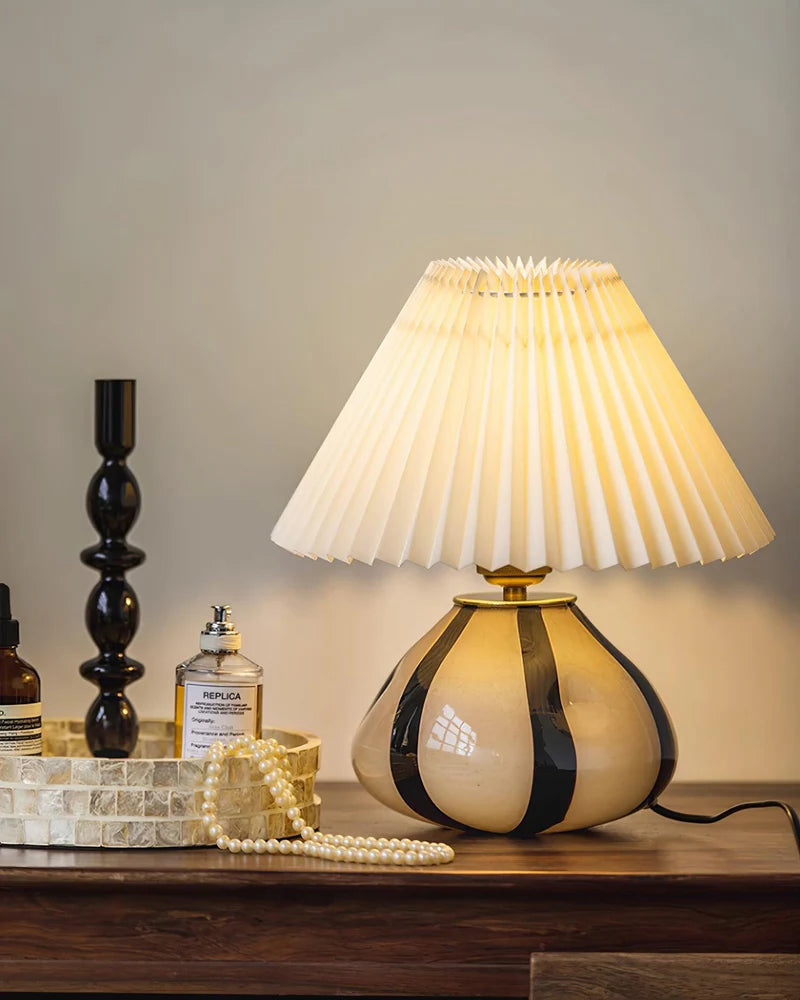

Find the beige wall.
[{"left": 0, "top": 0, "right": 797, "bottom": 783}]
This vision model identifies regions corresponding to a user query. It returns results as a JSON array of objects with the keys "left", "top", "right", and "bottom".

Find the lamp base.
[{"left": 351, "top": 592, "right": 676, "bottom": 835}]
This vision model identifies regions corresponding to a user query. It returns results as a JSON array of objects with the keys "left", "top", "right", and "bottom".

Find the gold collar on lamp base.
[{"left": 454, "top": 565, "right": 576, "bottom": 608}]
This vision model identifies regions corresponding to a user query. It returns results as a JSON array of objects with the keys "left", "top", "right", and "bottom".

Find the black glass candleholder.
[{"left": 79, "top": 379, "right": 145, "bottom": 758}]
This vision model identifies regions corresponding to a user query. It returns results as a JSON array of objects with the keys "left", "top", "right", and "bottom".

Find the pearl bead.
[{"left": 201, "top": 734, "right": 455, "bottom": 867}]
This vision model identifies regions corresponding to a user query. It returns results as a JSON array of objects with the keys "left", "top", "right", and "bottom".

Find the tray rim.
[{"left": 9, "top": 718, "right": 322, "bottom": 763}]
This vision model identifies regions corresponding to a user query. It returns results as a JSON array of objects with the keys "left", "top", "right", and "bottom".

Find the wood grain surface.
[
  {"left": 0, "top": 781, "right": 796, "bottom": 996},
  {"left": 530, "top": 953, "right": 800, "bottom": 1000}
]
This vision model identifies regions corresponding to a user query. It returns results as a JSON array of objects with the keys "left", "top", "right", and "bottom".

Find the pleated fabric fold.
[{"left": 271, "top": 258, "right": 774, "bottom": 571}]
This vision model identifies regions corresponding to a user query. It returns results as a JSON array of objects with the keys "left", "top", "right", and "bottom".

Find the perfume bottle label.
[
  {"left": 181, "top": 682, "right": 259, "bottom": 758},
  {"left": 0, "top": 702, "right": 43, "bottom": 756}
]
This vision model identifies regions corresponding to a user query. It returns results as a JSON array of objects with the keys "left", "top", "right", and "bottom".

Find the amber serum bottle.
[
  {"left": 174, "top": 605, "right": 263, "bottom": 758},
  {"left": 0, "top": 584, "right": 42, "bottom": 756}
]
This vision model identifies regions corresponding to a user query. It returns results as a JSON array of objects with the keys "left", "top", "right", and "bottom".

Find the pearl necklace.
[{"left": 200, "top": 735, "right": 456, "bottom": 867}]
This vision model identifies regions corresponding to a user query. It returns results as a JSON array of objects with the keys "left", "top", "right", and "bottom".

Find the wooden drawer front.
[{"left": 530, "top": 953, "right": 800, "bottom": 1000}]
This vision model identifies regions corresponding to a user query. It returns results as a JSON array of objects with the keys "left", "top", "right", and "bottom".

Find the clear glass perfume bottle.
[{"left": 173, "top": 605, "right": 263, "bottom": 758}]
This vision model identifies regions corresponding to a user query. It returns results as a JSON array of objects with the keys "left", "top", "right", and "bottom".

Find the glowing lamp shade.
[{"left": 271, "top": 258, "right": 773, "bottom": 574}]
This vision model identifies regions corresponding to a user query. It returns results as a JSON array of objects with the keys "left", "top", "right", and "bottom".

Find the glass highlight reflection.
[{"left": 426, "top": 703, "right": 476, "bottom": 757}]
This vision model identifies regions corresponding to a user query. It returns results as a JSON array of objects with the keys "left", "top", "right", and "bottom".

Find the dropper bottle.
[
  {"left": 173, "top": 604, "right": 263, "bottom": 758},
  {"left": 0, "top": 584, "right": 42, "bottom": 757}
]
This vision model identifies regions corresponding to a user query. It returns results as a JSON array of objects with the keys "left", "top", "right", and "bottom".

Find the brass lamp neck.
[{"left": 476, "top": 565, "right": 553, "bottom": 602}]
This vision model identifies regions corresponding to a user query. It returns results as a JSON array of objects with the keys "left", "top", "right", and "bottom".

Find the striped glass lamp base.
[{"left": 352, "top": 594, "right": 676, "bottom": 835}]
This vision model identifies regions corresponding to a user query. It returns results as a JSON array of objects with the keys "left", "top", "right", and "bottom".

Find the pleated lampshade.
[{"left": 271, "top": 257, "right": 773, "bottom": 571}]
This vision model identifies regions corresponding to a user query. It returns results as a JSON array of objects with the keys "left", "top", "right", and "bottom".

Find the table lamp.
[{"left": 271, "top": 257, "right": 774, "bottom": 836}]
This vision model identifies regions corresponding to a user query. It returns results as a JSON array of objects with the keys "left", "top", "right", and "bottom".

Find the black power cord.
[{"left": 650, "top": 798, "right": 800, "bottom": 857}]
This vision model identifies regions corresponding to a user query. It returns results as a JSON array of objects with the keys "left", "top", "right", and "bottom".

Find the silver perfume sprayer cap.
[{"left": 199, "top": 604, "right": 242, "bottom": 652}]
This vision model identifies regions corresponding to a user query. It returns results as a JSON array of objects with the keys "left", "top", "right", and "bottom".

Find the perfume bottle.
[
  {"left": 0, "top": 584, "right": 42, "bottom": 757},
  {"left": 173, "top": 604, "right": 263, "bottom": 758}
]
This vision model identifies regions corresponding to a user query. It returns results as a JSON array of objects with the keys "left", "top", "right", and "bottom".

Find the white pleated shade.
[{"left": 271, "top": 257, "right": 774, "bottom": 571}]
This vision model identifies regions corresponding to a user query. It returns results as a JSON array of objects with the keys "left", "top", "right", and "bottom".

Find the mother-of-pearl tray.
[{"left": 0, "top": 719, "right": 320, "bottom": 849}]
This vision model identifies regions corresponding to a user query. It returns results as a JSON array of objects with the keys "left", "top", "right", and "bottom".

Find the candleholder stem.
[{"left": 79, "top": 379, "right": 145, "bottom": 758}]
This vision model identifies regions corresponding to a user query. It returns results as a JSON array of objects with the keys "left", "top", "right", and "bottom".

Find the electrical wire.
[{"left": 650, "top": 798, "right": 800, "bottom": 857}]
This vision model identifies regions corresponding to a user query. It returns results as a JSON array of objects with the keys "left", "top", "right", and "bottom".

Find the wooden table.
[{"left": 0, "top": 782, "right": 797, "bottom": 996}]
